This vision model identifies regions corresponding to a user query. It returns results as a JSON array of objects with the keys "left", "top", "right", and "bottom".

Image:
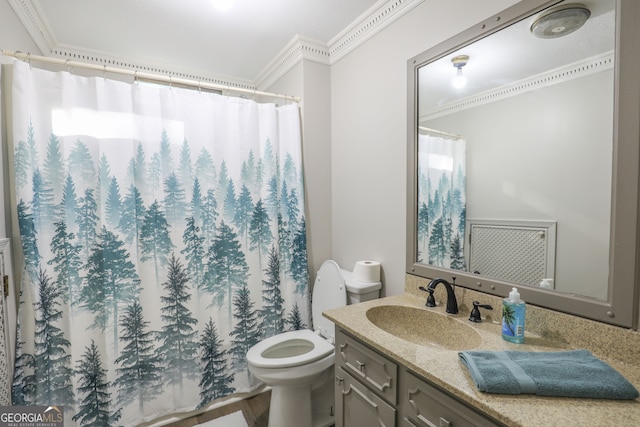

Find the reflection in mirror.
[
  {"left": 417, "top": 0, "right": 614, "bottom": 300},
  {"left": 416, "top": 127, "right": 466, "bottom": 271},
  {"left": 407, "top": 0, "right": 640, "bottom": 328}
]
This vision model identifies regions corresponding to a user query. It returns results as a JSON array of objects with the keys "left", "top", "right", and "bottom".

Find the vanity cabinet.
[
  {"left": 335, "top": 371, "right": 396, "bottom": 427},
  {"left": 399, "top": 369, "right": 503, "bottom": 427},
  {"left": 335, "top": 328, "right": 398, "bottom": 426},
  {"left": 335, "top": 328, "right": 504, "bottom": 427}
]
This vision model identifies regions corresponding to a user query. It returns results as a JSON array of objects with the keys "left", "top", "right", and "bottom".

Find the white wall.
[
  {"left": 264, "top": 60, "right": 333, "bottom": 281},
  {"left": 330, "top": 0, "right": 517, "bottom": 296}
]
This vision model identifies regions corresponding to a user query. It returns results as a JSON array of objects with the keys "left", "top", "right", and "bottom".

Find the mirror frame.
[{"left": 407, "top": 0, "right": 640, "bottom": 328}]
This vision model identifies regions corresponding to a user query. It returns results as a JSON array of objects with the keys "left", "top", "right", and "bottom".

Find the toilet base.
[
  {"left": 269, "top": 383, "right": 313, "bottom": 427},
  {"left": 265, "top": 366, "right": 335, "bottom": 427}
]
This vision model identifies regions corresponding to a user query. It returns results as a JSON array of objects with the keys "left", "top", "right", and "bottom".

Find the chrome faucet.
[{"left": 425, "top": 277, "right": 459, "bottom": 314}]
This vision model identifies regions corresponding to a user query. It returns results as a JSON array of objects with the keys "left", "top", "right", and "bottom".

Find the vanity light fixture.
[
  {"left": 451, "top": 55, "right": 469, "bottom": 89},
  {"left": 530, "top": 3, "right": 590, "bottom": 39}
]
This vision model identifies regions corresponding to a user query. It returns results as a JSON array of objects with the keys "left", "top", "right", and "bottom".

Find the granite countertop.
[{"left": 323, "top": 289, "right": 640, "bottom": 427}]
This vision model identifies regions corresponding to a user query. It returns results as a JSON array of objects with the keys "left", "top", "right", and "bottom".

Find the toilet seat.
[
  {"left": 247, "top": 329, "right": 334, "bottom": 369},
  {"left": 247, "top": 260, "right": 346, "bottom": 371},
  {"left": 245, "top": 259, "right": 375, "bottom": 427}
]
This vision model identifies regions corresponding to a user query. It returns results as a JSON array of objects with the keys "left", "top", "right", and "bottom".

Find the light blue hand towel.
[{"left": 458, "top": 349, "right": 639, "bottom": 399}]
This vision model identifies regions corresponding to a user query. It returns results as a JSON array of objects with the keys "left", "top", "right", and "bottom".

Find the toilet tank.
[{"left": 341, "top": 269, "right": 382, "bottom": 304}]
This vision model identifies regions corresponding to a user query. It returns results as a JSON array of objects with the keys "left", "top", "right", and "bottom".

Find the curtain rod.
[
  {"left": 418, "top": 126, "right": 463, "bottom": 140},
  {"left": 2, "top": 49, "right": 301, "bottom": 103}
]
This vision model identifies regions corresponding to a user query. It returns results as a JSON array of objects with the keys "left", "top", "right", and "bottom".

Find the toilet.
[{"left": 246, "top": 260, "right": 381, "bottom": 427}]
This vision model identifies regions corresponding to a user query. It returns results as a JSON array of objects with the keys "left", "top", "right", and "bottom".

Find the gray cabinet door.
[
  {"left": 399, "top": 369, "right": 503, "bottom": 427},
  {"left": 336, "top": 328, "right": 398, "bottom": 404},
  {"left": 335, "top": 367, "right": 396, "bottom": 427}
]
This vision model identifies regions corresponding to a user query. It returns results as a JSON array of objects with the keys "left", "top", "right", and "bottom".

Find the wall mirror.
[{"left": 407, "top": 0, "right": 640, "bottom": 328}]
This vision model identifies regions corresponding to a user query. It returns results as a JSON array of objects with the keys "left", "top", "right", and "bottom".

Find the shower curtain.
[
  {"left": 7, "top": 60, "right": 310, "bottom": 426},
  {"left": 417, "top": 130, "right": 466, "bottom": 271}
]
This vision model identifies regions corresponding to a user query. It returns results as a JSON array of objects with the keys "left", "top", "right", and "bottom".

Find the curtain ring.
[
  {"left": 169, "top": 75, "right": 172, "bottom": 88},
  {"left": 103, "top": 64, "right": 107, "bottom": 80},
  {"left": 198, "top": 80, "right": 202, "bottom": 93},
  {"left": 133, "top": 70, "right": 138, "bottom": 84},
  {"left": 26, "top": 52, "right": 31, "bottom": 69}
]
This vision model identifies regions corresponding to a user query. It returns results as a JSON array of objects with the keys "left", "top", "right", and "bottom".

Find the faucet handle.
[
  {"left": 418, "top": 286, "right": 436, "bottom": 307},
  {"left": 469, "top": 301, "right": 493, "bottom": 323}
]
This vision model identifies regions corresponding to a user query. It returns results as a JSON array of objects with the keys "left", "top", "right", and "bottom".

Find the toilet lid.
[{"left": 312, "top": 260, "right": 347, "bottom": 342}]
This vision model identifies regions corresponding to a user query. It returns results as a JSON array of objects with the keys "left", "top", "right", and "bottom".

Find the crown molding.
[
  {"left": 327, "top": 0, "right": 425, "bottom": 63},
  {"left": 7, "top": 0, "right": 55, "bottom": 54},
  {"left": 420, "top": 51, "right": 615, "bottom": 122},
  {"left": 9, "top": 0, "right": 425, "bottom": 91},
  {"left": 256, "top": 0, "right": 425, "bottom": 89},
  {"left": 48, "top": 45, "right": 255, "bottom": 90},
  {"left": 255, "top": 35, "right": 330, "bottom": 90}
]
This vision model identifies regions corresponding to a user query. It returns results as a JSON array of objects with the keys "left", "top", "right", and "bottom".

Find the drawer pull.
[
  {"left": 417, "top": 414, "right": 438, "bottom": 427},
  {"left": 403, "top": 417, "right": 420, "bottom": 427},
  {"left": 336, "top": 376, "right": 344, "bottom": 385},
  {"left": 356, "top": 360, "right": 366, "bottom": 371},
  {"left": 349, "top": 383, "right": 378, "bottom": 409}
]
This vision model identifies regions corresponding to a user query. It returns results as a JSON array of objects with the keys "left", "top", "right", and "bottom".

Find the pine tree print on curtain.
[
  {"left": 9, "top": 60, "right": 310, "bottom": 426},
  {"left": 73, "top": 340, "right": 121, "bottom": 426},
  {"left": 113, "top": 301, "right": 163, "bottom": 412},
  {"left": 417, "top": 131, "right": 467, "bottom": 271},
  {"left": 198, "top": 317, "right": 234, "bottom": 409}
]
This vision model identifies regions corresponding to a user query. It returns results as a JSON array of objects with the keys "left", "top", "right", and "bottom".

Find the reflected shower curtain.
[
  {"left": 8, "top": 60, "right": 310, "bottom": 426},
  {"left": 417, "top": 130, "right": 466, "bottom": 270}
]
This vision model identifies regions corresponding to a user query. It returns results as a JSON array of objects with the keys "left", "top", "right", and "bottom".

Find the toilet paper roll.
[{"left": 352, "top": 260, "right": 381, "bottom": 283}]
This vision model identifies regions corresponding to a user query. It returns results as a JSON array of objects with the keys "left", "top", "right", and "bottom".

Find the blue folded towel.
[{"left": 458, "top": 349, "right": 639, "bottom": 400}]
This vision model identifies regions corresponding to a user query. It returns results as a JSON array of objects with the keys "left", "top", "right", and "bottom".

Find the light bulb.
[
  {"left": 212, "top": 0, "right": 235, "bottom": 11},
  {"left": 452, "top": 67, "right": 467, "bottom": 89}
]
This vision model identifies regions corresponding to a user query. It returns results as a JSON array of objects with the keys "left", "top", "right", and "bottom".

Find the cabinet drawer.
[
  {"left": 336, "top": 328, "right": 398, "bottom": 404},
  {"left": 335, "top": 368, "right": 396, "bottom": 427},
  {"left": 400, "top": 369, "right": 503, "bottom": 427}
]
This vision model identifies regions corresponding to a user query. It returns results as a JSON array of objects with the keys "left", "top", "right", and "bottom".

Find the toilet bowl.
[{"left": 246, "top": 260, "right": 381, "bottom": 427}]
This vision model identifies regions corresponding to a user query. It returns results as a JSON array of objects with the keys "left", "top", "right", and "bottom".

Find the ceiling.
[
  {"left": 11, "top": 0, "right": 614, "bottom": 98},
  {"left": 10, "top": 0, "right": 391, "bottom": 86}
]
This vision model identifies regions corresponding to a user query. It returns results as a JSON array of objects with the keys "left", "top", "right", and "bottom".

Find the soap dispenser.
[
  {"left": 539, "top": 278, "right": 553, "bottom": 289},
  {"left": 502, "top": 287, "right": 525, "bottom": 344}
]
